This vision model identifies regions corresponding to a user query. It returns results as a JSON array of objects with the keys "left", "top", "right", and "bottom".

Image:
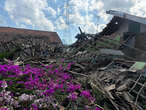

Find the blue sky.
[{"left": 0, "top": 0, "right": 146, "bottom": 44}]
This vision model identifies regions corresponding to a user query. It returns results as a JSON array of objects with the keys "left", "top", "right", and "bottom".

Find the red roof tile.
[{"left": 0, "top": 27, "right": 62, "bottom": 44}]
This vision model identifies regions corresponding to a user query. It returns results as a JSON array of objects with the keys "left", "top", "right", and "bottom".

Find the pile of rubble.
[
  {"left": 1, "top": 10, "right": 146, "bottom": 109},
  {"left": 0, "top": 36, "right": 63, "bottom": 61},
  {"left": 0, "top": 28, "right": 146, "bottom": 110},
  {"left": 59, "top": 29, "right": 146, "bottom": 110}
]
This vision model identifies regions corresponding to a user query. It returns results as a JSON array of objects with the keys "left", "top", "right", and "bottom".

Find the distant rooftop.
[{"left": 0, "top": 27, "right": 62, "bottom": 44}]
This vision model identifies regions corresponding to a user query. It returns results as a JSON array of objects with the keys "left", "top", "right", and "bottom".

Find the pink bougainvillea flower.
[
  {"left": 81, "top": 90, "right": 91, "bottom": 98},
  {"left": 43, "top": 88, "right": 55, "bottom": 96},
  {"left": 68, "top": 92, "right": 78, "bottom": 101},
  {"left": 93, "top": 107, "right": 101, "bottom": 110},
  {"left": 0, "top": 62, "right": 98, "bottom": 109},
  {"left": 62, "top": 73, "right": 71, "bottom": 80},
  {"left": 0, "top": 108, "right": 8, "bottom": 110},
  {"left": 0, "top": 80, "right": 7, "bottom": 89},
  {"left": 67, "top": 83, "right": 81, "bottom": 92},
  {"left": 66, "top": 63, "right": 72, "bottom": 70},
  {"left": 85, "top": 106, "right": 90, "bottom": 110}
]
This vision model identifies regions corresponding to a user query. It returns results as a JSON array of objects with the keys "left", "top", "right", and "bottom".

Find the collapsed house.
[
  {"left": 100, "top": 10, "right": 146, "bottom": 36},
  {"left": 99, "top": 10, "right": 146, "bottom": 60},
  {"left": 63, "top": 11, "right": 146, "bottom": 110}
]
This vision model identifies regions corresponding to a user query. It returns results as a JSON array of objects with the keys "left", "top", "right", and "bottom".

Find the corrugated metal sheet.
[
  {"left": 107, "top": 10, "right": 146, "bottom": 25},
  {"left": 99, "top": 49, "right": 124, "bottom": 56},
  {"left": 128, "top": 21, "right": 140, "bottom": 33}
]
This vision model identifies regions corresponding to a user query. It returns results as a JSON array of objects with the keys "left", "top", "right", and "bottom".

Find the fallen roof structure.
[
  {"left": 99, "top": 16, "right": 124, "bottom": 35},
  {"left": 106, "top": 10, "right": 146, "bottom": 25},
  {"left": 100, "top": 10, "right": 146, "bottom": 36}
]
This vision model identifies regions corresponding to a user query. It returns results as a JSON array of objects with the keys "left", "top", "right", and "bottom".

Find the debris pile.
[
  {"left": 0, "top": 26, "right": 146, "bottom": 110},
  {"left": 57, "top": 28, "right": 146, "bottom": 110},
  {"left": 0, "top": 37, "right": 63, "bottom": 61},
  {"left": 1, "top": 26, "right": 146, "bottom": 109},
  {"left": 1, "top": 9, "right": 146, "bottom": 109}
]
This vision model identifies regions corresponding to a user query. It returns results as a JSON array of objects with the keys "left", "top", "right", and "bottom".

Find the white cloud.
[
  {"left": 56, "top": 16, "right": 68, "bottom": 30},
  {"left": 0, "top": 15, "right": 7, "bottom": 25},
  {"left": 130, "top": 0, "right": 146, "bottom": 17},
  {"left": 57, "top": 8, "right": 61, "bottom": 14},
  {"left": 3, "top": 0, "right": 137, "bottom": 33},
  {"left": 70, "top": 13, "right": 85, "bottom": 25},
  {"left": 67, "top": 0, "right": 97, "bottom": 33},
  {"left": 4, "top": 0, "right": 55, "bottom": 31},
  {"left": 18, "top": 24, "right": 27, "bottom": 28},
  {"left": 47, "top": 7, "right": 56, "bottom": 17},
  {"left": 97, "top": 24, "right": 106, "bottom": 32},
  {"left": 89, "top": 0, "right": 104, "bottom": 11},
  {"left": 69, "top": 0, "right": 89, "bottom": 11},
  {"left": 82, "top": 15, "right": 97, "bottom": 33},
  {"left": 98, "top": 10, "right": 110, "bottom": 22},
  {"left": 83, "top": 22, "right": 97, "bottom": 33},
  {"left": 101, "top": 0, "right": 135, "bottom": 11}
]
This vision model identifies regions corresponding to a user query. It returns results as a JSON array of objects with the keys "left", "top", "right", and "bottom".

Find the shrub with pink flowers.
[{"left": 0, "top": 62, "right": 102, "bottom": 110}]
